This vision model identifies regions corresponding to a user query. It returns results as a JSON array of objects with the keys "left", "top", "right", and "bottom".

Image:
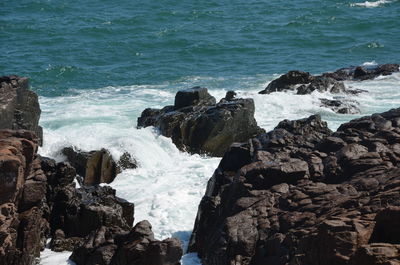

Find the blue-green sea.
[{"left": 2, "top": 1, "right": 400, "bottom": 264}]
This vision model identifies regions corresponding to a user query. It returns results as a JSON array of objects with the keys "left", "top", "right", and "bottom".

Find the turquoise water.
[
  {"left": 2, "top": 1, "right": 400, "bottom": 264},
  {"left": 1, "top": 0, "right": 399, "bottom": 95}
]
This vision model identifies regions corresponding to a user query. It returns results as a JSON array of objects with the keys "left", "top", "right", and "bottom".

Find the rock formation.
[
  {"left": 0, "top": 76, "right": 43, "bottom": 145},
  {"left": 138, "top": 87, "right": 264, "bottom": 157},
  {"left": 258, "top": 64, "right": 399, "bottom": 95},
  {"left": 0, "top": 130, "right": 49, "bottom": 265},
  {"left": 70, "top": 221, "right": 183, "bottom": 265},
  {"left": 189, "top": 108, "right": 400, "bottom": 265},
  {"left": 61, "top": 147, "right": 125, "bottom": 185}
]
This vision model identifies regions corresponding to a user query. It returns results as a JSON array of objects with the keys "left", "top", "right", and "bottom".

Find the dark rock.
[
  {"left": 70, "top": 221, "right": 183, "bottom": 265},
  {"left": 259, "top": 70, "right": 314, "bottom": 94},
  {"left": 323, "top": 63, "right": 399, "bottom": 81},
  {"left": 50, "top": 229, "right": 84, "bottom": 252},
  {"left": 224, "top": 91, "right": 237, "bottom": 101},
  {"left": 0, "top": 130, "right": 49, "bottom": 265},
  {"left": 138, "top": 87, "right": 264, "bottom": 157},
  {"left": 0, "top": 76, "right": 43, "bottom": 145},
  {"left": 62, "top": 147, "right": 121, "bottom": 185},
  {"left": 174, "top": 86, "right": 216, "bottom": 109},
  {"left": 189, "top": 108, "right": 400, "bottom": 265},
  {"left": 118, "top": 152, "right": 138, "bottom": 170},
  {"left": 320, "top": 98, "right": 361, "bottom": 114},
  {"left": 297, "top": 76, "right": 345, "bottom": 95}
]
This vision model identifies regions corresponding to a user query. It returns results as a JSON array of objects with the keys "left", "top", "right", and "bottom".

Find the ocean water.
[{"left": 2, "top": 0, "right": 400, "bottom": 264}]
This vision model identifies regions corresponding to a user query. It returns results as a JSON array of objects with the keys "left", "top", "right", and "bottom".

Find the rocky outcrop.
[
  {"left": 0, "top": 76, "right": 43, "bottom": 145},
  {"left": 189, "top": 108, "right": 400, "bottom": 265},
  {"left": 42, "top": 156, "right": 134, "bottom": 240},
  {"left": 61, "top": 147, "right": 122, "bottom": 185},
  {"left": 258, "top": 63, "right": 399, "bottom": 95},
  {"left": 323, "top": 63, "right": 399, "bottom": 81},
  {"left": 0, "top": 130, "right": 49, "bottom": 265},
  {"left": 138, "top": 87, "right": 264, "bottom": 157},
  {"left": 70, "top": 221, "right": 183, "bottom": 265}
]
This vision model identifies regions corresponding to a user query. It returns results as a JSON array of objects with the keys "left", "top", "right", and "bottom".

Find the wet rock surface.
[
  {"left": 0, "top": 130, "right": 49, "bottom": 265},
  {"left": 0, "top": 76, "right": 43, "bottom": 145},
  {"left": 323, "top": 63, "right": 399, "bottom": 81},
  {"left": 189, "top": 108, "right": 400, "bottom": 265},
  {"left": 138, "top": 87, "right": 264, "bottom": 157},
  {"left": 70, "top": 221, "right": 183, "bottom": 265},
  {"left": 62, "top": 147, "right": 123, "bottom": 185},
  {"left": 320, "top": 98, "right": 361, "bottom": 114}
]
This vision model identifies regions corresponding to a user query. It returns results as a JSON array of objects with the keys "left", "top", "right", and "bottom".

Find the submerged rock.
[
  {"left": 320, "top": 98, "right": 361, "bottom": 114},
  {"left": 0, "top": 76, "right": 43, "bottom": 145},
  {"left": 70, "top": 221, "right": 183, "bottom": 265},
  {"left": 118, "top": 152, "right": 138, "bottom": 170},
  {"left": 189, "top": 108, "right": 400, "bottom": 265},
  {"left": 138, "top": 87, "right": 264, "bottom": 157}
]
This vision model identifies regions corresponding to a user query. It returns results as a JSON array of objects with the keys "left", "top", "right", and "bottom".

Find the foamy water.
[
  {"left": 38, "top": 72, "right": 400, "bottom": 265},
  {"left": 351, "top": 0, "right": 392, "bottom": 8}
]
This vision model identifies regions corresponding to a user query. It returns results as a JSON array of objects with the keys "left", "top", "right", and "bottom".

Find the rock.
[
  {"left": 189, "top": 108, "right": 400, "bottom": 265},
  {"left": 0, "top": 76, "right": 43, "bottom": 145},
  {"left": 224, "top": 91, "right": 237, "bottom": 101},
  {"left": 323, "top": 63, "right": 399, "bottom": 81},
  {"left": 174, "top": 86, "right": 216, "bottom": 109},
  {"left": 118, "top": 152, "right": 138, "bottom": 170},
  {"left": 320, "top": 98, "right": 361, "bottom": 114},
  {"left": 0, "top": 130, "right": 49, "bottom": 265},
  {"left": 297, "top": 76, "right": 346, "bottom": 95},
  {"left": 62, "top": 147, "right": 121, "bottom": 185},
  {"left": 70, "top": 221, "right": 183, "bottom": 265},
  {"left": 138, "top": 87, "right": 264, "bottom": 157},
  {"left": 49, "top": 229, "right": 84, "bottom": 252},
  {"left": 259, "top": 70, "right": 314, "bottom": 94}
]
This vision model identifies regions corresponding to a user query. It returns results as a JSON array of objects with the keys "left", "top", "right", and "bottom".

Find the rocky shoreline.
[{"left": 0, "top": 63, "right": 399, "bottom": 265}]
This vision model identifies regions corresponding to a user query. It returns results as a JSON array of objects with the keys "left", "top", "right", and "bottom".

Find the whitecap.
[{"left": 350, "top": 0, "right": 391, "bottom": 8}]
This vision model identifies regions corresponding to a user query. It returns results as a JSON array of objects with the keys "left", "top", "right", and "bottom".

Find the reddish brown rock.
[{"left": 0, "top": 130, "right": 49, "bottom": 265}]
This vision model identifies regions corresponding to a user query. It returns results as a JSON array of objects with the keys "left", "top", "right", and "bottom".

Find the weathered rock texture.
[
  {"left": 138, "top": 87, "right": 264, "bottom": 157},
  {"left": 189, "top": 108, "right": 400, "bottom": 265},
  {"left": 0, "top": 130, "right": 49, "bottom": 265},
  {"left": 70, "top": 221, "right": 183, "bottom": 265},
  {"left": 62, "top": 147, "right": 123, "bottom": 185},
  {"left": 0, "top": 76, "right": 43, "bottom": 145}
]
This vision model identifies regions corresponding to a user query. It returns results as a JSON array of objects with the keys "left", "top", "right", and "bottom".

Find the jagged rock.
[
  {"left": 70, "top": 221, "right": 183, "bottom": 265},
  {"left": 62, "top": 147, "right": 121, "bottom": 185},
  {"left": 0, "top": 76, "right": 43, "bottom": 145},
  {"left": 259, "top": 70, "right": 314, "bottom": 94},
  {"left": 49, "top": 229, "right": 84, "bottom": 252},
  {"left": 43, "top": 159, "right": 134, "bottom": 238},
  {"left": 138, "top": 87, "right": 264, "bottom": 157},
  {"left": 189, "top": 108, "right": 400, "bottom": 265},
  {"left": 118, "top": 152, "right": 138, "bottom": 170},
  {"left": 297, "top": 76, "right": 346, "bottom": 95},
  {"left": 0, "top": 130, "right": 49, "bottom": 265},
  {"left": 320, "top": 98, "right": 361, "bottom": 114}
]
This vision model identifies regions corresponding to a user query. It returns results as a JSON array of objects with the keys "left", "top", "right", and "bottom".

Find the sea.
[{"left": 1, "top": 0, "right": 400, "bottom": 264}]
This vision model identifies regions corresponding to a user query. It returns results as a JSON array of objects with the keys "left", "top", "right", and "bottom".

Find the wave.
[{"left": 350, "top": 0, "right": 392, "bottom": 8}]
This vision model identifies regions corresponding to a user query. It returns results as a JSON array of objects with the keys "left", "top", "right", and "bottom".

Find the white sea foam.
[
  {"left": 38, "top": 73, "right": 400, "bottom": 265},
  {"left": 350, "top": 0, "right": 391, "bottom": 8}
]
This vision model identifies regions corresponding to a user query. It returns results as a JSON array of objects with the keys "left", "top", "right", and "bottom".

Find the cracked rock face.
[
  {"left": 189, "top": 108, "right": 400, "bottom": 265},
  {"left": 0, "top": 76, "right": 43, "bottom": 145},
  {"left": 138, "top": 87, "right": 264, "bottom": 157}
]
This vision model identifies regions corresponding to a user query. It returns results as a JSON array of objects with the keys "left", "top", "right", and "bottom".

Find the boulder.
[
  {"left": 70, "top": 221, "right": 183, "bottom": 265},
  {"left": 189, "top": 108, "right": 400, "bottom": 265},
  {"left": 118, "top": 152, "right": 138, "bottom": 170},
  {"left": 62, "top": 147, "right": 121, "bottom": 185},
  {"left": 297, "top": 76, "right": 346, "bottom": 95},
  {"left": 0, "top": 130, "right": 49, "bottom": 265},
  {"left": 138, "top": 87, "right": 264, "bottom": 157},
  {"left": 0, "top": 76, "right": 43, "bottom": 145}
]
